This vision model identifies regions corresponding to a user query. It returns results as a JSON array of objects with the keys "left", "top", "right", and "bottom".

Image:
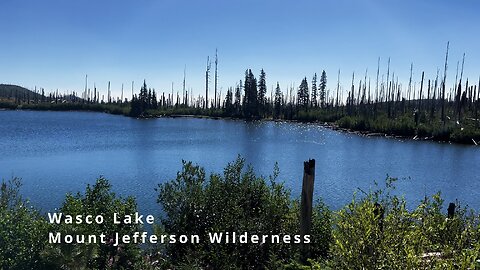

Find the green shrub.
[
  {"left": 156, "top": 156, "right": 331, "bottom": 269},
  {"left": 2, "top": 162, "right": 480, "bottom": 269},
  {"left": 46, "top": 177, "right": 144, "bottom": 269},
  {"left": 327, "top": 178, "right": 480, "bottom": 269},
  {"left": 0, "top": 178, "right": 52, "bottom": 269},
  {"left": 450, "top": 126, "right": 480, "bottom": 144}
]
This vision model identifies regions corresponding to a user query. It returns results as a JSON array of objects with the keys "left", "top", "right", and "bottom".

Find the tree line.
[{"left": 2, "top": 43, "right": 480, "bottom": 144}]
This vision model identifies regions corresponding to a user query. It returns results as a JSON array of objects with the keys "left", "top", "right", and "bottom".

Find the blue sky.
[{"left": 1, "top": 0, "right": 479, "bottom": 100}]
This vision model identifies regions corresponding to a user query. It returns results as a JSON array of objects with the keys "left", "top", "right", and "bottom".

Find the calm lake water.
[{"left": 0, "top": 110, "right": 479, "bottom": 215}]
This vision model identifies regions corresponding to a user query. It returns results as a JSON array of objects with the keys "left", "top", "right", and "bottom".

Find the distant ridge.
[{"left": 0, "top": 84, "right": 42, "bottom": 100}]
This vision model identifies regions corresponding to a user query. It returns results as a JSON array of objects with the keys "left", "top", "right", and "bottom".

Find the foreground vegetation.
[{"left": 1, "top": 157, "right": 479, "bottom": 269}]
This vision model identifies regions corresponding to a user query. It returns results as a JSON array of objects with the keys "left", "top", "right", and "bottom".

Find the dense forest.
[
  {"left": 1, "top": 157, "right": 479, "bottom": 269},
  {"left": 2, "top": 44, "right": 480, "bottom": 144}
]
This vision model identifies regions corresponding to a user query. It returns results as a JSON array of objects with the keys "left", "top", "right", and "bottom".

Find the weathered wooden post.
[
  {"left": 300, "top": 159, "right": 315, "bottom": 263},
  {"left": 447, "top": 202, "right": 455, "bottom": 218}
]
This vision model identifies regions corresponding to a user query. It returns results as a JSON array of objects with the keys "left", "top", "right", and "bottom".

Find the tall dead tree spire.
[
  {"left": 441, "top": 41, "right": 449, "bottom": 122},
  {"left": 386, "top": 58, "right": 390, "bottom": 103},
  {"left": 84, "top": 74, "right": 88, "bottom": 102},
  {"left": 456, "top": 53, "right": 466, "bottom": 120},
  {"left": 205, "top": 56, "right": 211, "bottom": 109},
  {"left": 375, "top": 57, "right": 380, "bottom": 103},
  {"left": 107, "top": 81, "right": 111, "bottom": 103},
  {"left": 336, "top": 69, "right": 340, "bottom": 107},
  {"left": 214, "top": 49, "right": 218, "bottom": 109},
  {"left": 183, "top": 65, "right": 186, "bottom": 106},
  {"left": 131, "top": 81, "right": 134, "bottom": 100},
  {"left": 408, "top": 63, "right": 413, "bottom": 101},
  {"left": 171, "top": 82, "right": 174, "bottom": 107}
]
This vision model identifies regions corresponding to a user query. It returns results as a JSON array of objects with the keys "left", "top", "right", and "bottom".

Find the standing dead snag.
[
  {"left": 300, "top": 159, "right": 315, "bottom": 263},
  {"left": 205, "top": 56, "right": 211, "bottom": 109},
  {"left": 441, "top": 42, "right": 449, "bottom": 123},
  {"left": 183, "top": 65, "right": 186, "bottom": 106},
  {"left": 214, "top": 49, "right": 218, "bottom": 109},
  {"left": 447, "top": 202, "right": 455, "bottom": 219}
]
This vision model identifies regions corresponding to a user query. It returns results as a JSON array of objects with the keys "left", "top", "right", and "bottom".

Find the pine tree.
[
  {"left": 130, "top": 80, "right": 150, "bottom": 116},
  {"left": 297, "top": 77, "right": 309, "bottom": 109},
  {"left": 258, "top": 69, "right": 267, "bottom": 115},
  {"left": 140, "top": 80, "right": 148, "bottom": 111},
  {"left": 243, "top": 69, "right": 258, "bottom": 119},
  {"left": 274, "top": 82, "right": 283, "bottom": 118},
  {"left": 224, "top": 87, "right": 234, "bottom": 115},
  {"left": 319, "top": 70, "right": 327, "bottom": 108},
  {"left": 234, "top": 83, "right": 242, "bottom": 115},
  {"left": 130, "top": 94, "right": 142, "bottom": 117},
  {"left": 311, "top": 73, "right": 317, "bottom": 107},
  {"left": 147, "top": 89, "right": 152, "bottom": 109},
  {"left": 152, "top": 89, "right": 158, "bottom": 109}
]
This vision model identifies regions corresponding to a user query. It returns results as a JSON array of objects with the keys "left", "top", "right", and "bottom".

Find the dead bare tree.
[
  {"left": 214, "top": 49, "right": 218, "bottom": 109},
  {"left": 441, "top": 42, "right": 449, "bottom": 123},
  {"left": 183, "top": 65, "right": 186, "bottom": 106},
  {"left": 205, "top": 56, "right": 211, "bottom": 109},
  {"left": 419, "top": 72, "right": 424, "bottom": 110}
]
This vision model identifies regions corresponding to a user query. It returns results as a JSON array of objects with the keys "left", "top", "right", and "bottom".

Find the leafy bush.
[
  {"left": 295, "top": 109, "right": 342, "bottom": 123},
  {"left": 450, "top": 126, "right": 480, "bottom": 144},
  {"left": 328, "top": 178, "right": 480, "bottom": 269},
  {"left": 0, "top": 101, "right": 17, "bottom": 109},
  {"left": 2, "top": 162, "right": 480, "bottom": 269},
  {"left": 156, "top": 156, "right": 331, "bottom": 269},
  {"left": 46, "top": 177, "right": 145, "bottom": 269},
  {"left": 0, "top": 178, "right": 52, "bottom": 269}
]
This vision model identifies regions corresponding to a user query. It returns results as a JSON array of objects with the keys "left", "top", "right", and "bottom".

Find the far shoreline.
[{"left": 2, "top": 107, "right": 476, "bottom": 146}]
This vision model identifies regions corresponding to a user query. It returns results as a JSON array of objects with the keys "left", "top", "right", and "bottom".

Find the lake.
[{"left": 0, "top": 110, "right": 479, "bottom": 216}]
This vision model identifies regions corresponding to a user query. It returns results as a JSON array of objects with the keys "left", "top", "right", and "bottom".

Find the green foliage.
[
  {"left": 156, "top": 157, "right": 331, "bottom": 269},
  {"left": 19, "top": 102, "right": 130, "bottom": 115},
  {"left": 310, "top": 201, "right": 332, "bottom": 259},
  {"left": 336, "top": 113, "right": 480, "bottom": 144},
  {"left": 47, "top": 177, "right": 144, "bottom": 269},
  {"left": 0, "top": 178, "right": 52, "bottom": 269},
  {"left": 258, "top": 69, "right": 267, "bottom": 116},
  {"left": 243, "top": 69, "right": 259, "bottom": 119},
  {"left": 295, "top": 109, "right": 342, "bottom": 123},
  {"left": 2, "top": 163, "right": 480, "bottom": 269},
  {"left": 327, "top": 177, "right": 480, "bottom": 269},
  {"left": 130, "top": 80, "right": 159, "bottom": 117},
  {"left": 0, "top": 101, "right": 17, "bottom": 109},
  {"left": 337, "top": 114, "right": 416, "bottom": 136},
  {"left": 319, "top": 71, "right": 327, "bottom": 108},
  {"left": 297, "top": 77, "right": 309, "bottom": 109},
  {"left": 450, "top": 125, "right": 480, "bottom": 144}
]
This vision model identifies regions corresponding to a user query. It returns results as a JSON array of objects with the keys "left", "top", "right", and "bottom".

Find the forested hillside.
[{"left": 0, "top": 84, "right": 42, "bottom": 101}]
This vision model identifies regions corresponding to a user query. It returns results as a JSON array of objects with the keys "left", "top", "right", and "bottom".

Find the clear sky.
[{"left": 1, "top": 0, "right": 479, "bottom": 100}]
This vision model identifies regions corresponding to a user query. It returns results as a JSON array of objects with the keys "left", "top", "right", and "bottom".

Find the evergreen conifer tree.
[
  {"left": 311, "top": 73, "right": 318, "bottom": 107},
  {"left": 258, "top": 69, "right": 267, "bottom": 115},
  {"left": 274, "top": 82, "right": 283, "bottom": 118},
  {"left": 297, "top": 77, "right": 309, "bottom": 109},
  {"left": 319, "top": 70, "right": 327, "bottom": 107}
]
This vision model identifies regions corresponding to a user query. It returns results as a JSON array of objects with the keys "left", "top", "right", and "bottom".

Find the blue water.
[{"left": 0, "top": 110, "right": 478, "bottom": 216}]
